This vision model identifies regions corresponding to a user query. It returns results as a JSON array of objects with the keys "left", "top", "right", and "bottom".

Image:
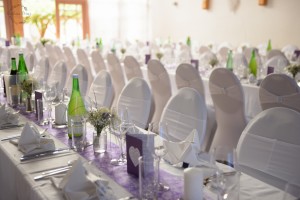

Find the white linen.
[
  {"left": 55, "top": 103, "right": 67, "bottom": 125},
  {"left": 18, "top": 122, "right": 55, "bottom": 154}
]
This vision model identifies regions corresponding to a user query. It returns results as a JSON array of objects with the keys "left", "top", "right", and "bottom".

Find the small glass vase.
[
  {"left": 25, "top": 96, "right": 33, "bottom": 113},
  {"left": 93, "top": 126, "right": 107, "bottom": 154}
]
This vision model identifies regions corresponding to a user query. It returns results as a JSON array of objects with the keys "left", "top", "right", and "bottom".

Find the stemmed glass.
[
  {"left": 111, "top": 107, "right": 134, "bottom": 166},
  {"left": 43, "top": 83, "right": 57, "bottom": 124},
  {"left": 148, "top": 121, "right": 170, "bottom": 191}
]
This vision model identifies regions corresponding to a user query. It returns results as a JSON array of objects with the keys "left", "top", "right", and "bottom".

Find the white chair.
[
  {"left": 160, "top": 87, "right": 207, "bottom": 155},
  {"left": 33, "top": 57, "right": 51, "bottom": 83},
  {"left": 76, "top": 48, "right": 95, "bottom": 88},
  {"left": 199, "top": 45, "right": 211, "bottom": 55},
  {"left": 281, "top": 44, "right": 299, "bottom": 60},
  {"left": 147, "top": 59, "right": 172, "bottom": 132},
  {"left": 25, "top": 41, "right": 35, "bottom": 53},
  {"left": 123, "top": 55, "right": 143, "bottom": 81},
  {"left": 44, "top": 43, "right": 58, "bottom": 68},
  {"left": 264, "top": 55, "right": 290, "bottom": 74},
  {"left": 259, "top": 73, "right": 300, "bottom": 113},
  {"left": 53, "top": 45, "right": 66, "bottom": 62},
  {"left": 175, "top": 63, "right": 216, "bottom": 151},
  {"left": 90, "top": 50, "right": 106, "bottom": 73},
  {"left": 266, "top": 49, "right": 286, "bottom": 60},
  {"left": 237, "top": 107, "right": 300, "bottom": 193},
  {"left": 35, "top": 42, "right": 46, "bottom": 61},
  {"left": 209, "top": 68, "right": 247, "bottom": 150},
  {"left": 66, "top": 64, "right": 89, "bottom": 97},
  {"left": 47, "top": 61, "right": 68, "bottom": 93},
  {"left": 107, "top": 53, "right": 126, "bottom": 108},
  {"left": 217, "top": 46, "right": 230, "bottom": 65},
  {"left": 63, "top": 46, "right": 77, "bottom": 70},
  {"left": 117, "top": 77, "right": 152, "bottom": 129},
  {"left": 87, "top": 71, "right": 114, "bottom": 108}
]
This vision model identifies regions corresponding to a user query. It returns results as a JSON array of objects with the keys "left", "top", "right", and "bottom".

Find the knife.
[
  {"left": 34, "top": 167, "right": 70, "bottom": 180},
  {"left": 0, "top": 124, "right": 24, "bottom": 130},
  {"left": 20, "top": 148, "right": 72, "bottom": 162}
]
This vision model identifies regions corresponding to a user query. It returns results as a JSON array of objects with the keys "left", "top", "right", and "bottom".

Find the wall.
[{"left": 150, "top": 0, "right": 300, "bottom": 49}]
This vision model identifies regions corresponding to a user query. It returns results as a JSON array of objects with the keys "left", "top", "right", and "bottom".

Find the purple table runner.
[{"left": 0, "top": 96, "right": 183, "bottom": 199}]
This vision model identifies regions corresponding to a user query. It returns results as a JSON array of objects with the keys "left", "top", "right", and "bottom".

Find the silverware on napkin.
[
  {"left": 34, "top": 167, "right": 70, "bottom": 180},
  {"left": 20, "top": 148, "right": 71, "bottom": 162},
  {"left": 0, "top": 124, "right": 24, "bottom": 130},
  {"left": 1, "top": 128, "right": 48, "bottom": 141}
]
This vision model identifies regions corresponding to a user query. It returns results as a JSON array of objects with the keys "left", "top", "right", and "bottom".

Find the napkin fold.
[
  {"left": 18, "top": 122, "right": 55, "bottom": 154},
  {"left": 57, "top": 159, "right": 116, "bottom": 200},
  {"left": 0, "top": 104, "right": 19, "bottom": 128},
  {"left": 55, "top": 102, "right": 67, "bottom": 125},
  {"left": 163, "top": 129, "right": 201, "bottom": 165}
]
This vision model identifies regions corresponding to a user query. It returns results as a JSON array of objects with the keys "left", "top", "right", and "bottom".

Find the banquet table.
[{"left": 0, "top": 95, "right": 294, "bottom": 200}]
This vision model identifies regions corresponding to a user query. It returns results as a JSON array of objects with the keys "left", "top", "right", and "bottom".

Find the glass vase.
[
  {"left": 25, "top": 96, "right": 33, "bottom": 113},
  {"left": 93, "top": 126, "right": 107, "bottom": 154}
]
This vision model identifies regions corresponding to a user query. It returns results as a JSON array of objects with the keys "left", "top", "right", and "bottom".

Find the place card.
[
  {"left": 145, "top": 54, "right": 151, "bottom": 64},
  {"left": 267, "top": 66, "right": 274, "bottom": 75}
]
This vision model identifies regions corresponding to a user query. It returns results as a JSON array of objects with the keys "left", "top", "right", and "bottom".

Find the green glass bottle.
[
  {"left": 17, "top": 52, "right": 28, "bottom": 76},
  {"left": 67, "top": 74, "right": 87, "bottom": 138},
  {"left": 186, "top": 36, "right": 191, "bottom": 47},
  {"left": 226, "top": 50, "right": 233, "bottom": 71},
  {"left": 10, "top": 58, "right": 18, "bottom": 75},
  {"left": 10, "top": 58, "right": 19, "bottom": 105},
  {"left": 249, "top": 49, "right": 257, "bottom": 77},
  {"left": 267, "top": 39, "right": 272, "bottom": 52}
]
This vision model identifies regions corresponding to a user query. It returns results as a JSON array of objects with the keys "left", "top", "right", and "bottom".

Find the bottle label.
[{"left": 68, "top": 116, "right": 84, "bottom": 138}]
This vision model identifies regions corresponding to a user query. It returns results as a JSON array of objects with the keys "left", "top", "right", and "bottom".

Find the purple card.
[
  {"left": 267, "top": 66, "right": 274, "bottom": 75},
  {"left": 145, "top": 54, "right": 151, "bottom": 64},
  {"left": 5, "top": 40, "right": 10, "bottom": 47},
  {"left": 191, "top": 59, "right": 199, "bottom": 70},
  {"left": 126, "top": 134, "right": 143, "bottom": 177},
  {"left": 35, "top": 90, "right": 43, "bottom": 118}
]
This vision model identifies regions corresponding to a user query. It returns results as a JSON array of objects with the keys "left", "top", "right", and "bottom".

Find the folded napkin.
[
  {"left": 55, "top": 103, "right": 67, "bottom": 125},
  {"left": 0, "top": 104, "right": 19, "bottom": 128},
  {"left": 56, "top": 159, "right": 116, "bottom": 200},
  {"left": 163, "top": 129, "right": 202, "bottom": 166},
  {"left": 18, "top": 122, "right": 55, "bottom": 155}
]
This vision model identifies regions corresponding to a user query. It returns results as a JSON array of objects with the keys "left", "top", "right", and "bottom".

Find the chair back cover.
[
  {"left": 266, "top": 49, "right": 286, "bottom": 60},
  {"left": 175, "top": 63, "right": 205, "bottom": 97},
  {"left": 33, "top": 57, "right": 51, "bottom": 83},
  {"left": 237, "top": 107, "right": 300, "bottom": 192},
  {"left": 63, "top": 46, "right": 77, "bottom": 70},
  {"left": 44, "top": 43, "right": 58, "bottom": 68},
  {"left": 123, "top": 55, "right": 143, "bottom": 81},
  {"left": 66, "top": 64, "right": 89, "bottom": 97},
  {"left": 107, "top": 53, "right": 126, "bottom": 108},
  {"left": 117, "top": 77, "right": 152, "bottom": 129},
  {"left": 25, "top": 52, "right": 36, "bottom": 72},
  {"left": 147, "top": 59, "right": 172, "bottom": 131},
  {"left": 88, "top": 71, "right": 114, "bottom": 108},
  {"left": 48, "top": 61, "right": 68, "bottom": 92},
  {"left": 90, "top": 50, "right": 106, "bottom": 73},
  {"left": 264, "top": 55, "right": 289, "bottom": 74},
  {"left": 259, "top": 73, "right": 300, "bottom": 113},
  {"left": 160, "top": 87, "right": 207, "bottom": 149},
  {"left": 281, "top": 44, "right": 299, "bottom": 60},
  {"left": 209, "top": 68, "right": 247, "bottom": 150},
  {"left": 53, "top": 45, "right": 66, "bottom": 62},
  {"left": 76, "top": 48, "right": 95, "bottom": 88},
  {"left": 26, "top": 41, "right": 35, "bottom": 52}
]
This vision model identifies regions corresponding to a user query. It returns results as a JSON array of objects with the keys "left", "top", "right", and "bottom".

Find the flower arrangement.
[
  {"left": 20, "top": 77, "right": 38, "bottom": 97},
  {"left": 120, "top": 48, "right": 126, "bottom": 55},
  {"left": 156, "top": 52, "right": 164, "bottom": 61},
  {"left": 286, "top": 63, "right": 300, "bottom": 79},
  {"left": 209, "top": 58, "right": 219, "bottom": 68},
  {"left": 87, "top": 107, "right": 119, "bottom": 136}
]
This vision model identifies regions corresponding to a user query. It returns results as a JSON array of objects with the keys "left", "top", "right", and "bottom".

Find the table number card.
[{"left": 267, "top": 66, "right": 274, "bottom": 75}]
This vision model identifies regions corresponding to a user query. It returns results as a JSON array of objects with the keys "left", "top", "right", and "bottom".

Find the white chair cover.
[
  {"left": 44, "top": 43, "right": 58, "bottom": 68},
  {"left": 237, "top": 107, "right": 300, "bottom": 192},
  {"left": 123, "top": 55, "right": 143, "bottom": 81},
  {"left": 147, "top": 59, "right": 172, "bottom": 132},
  {"left": 264, "top": 55, "right": 289, "bottom": 74},
  {"left": 117, "top": 77, "right": 151, "bottom": 129},
  {"left": 76, "top": 48, "right": 95, "bottom": 89},
  {"left": 35, "top": 42, "right": 46, "bottom": 61},
  {"left": 281, "top": 44, "right": 299, "bottom": 61},
  {"left": 87, "top": 71, "right": 114, "bottom": 108},
  {"left": 47, "top": 61, "right": 68, "bottom": 93},
  {"left": 26, "top": 41, "right": 35, "bottom": 52},
  {"left": 209, "top": 68, "right": 247, "bottom": 150},
  {"left": 199, "top": 45, "right": 211, "bottom": 55},
  {"left": 160, "top": 87, "right": 207, "bottom": 151},
  {"left": 90, "top": 50, "right": 106, "bottom": 73},
  {"left": 217, "top": 46, "right": 230, "bottom": 64},
  {"left": 266, "top": 49, "right": 286, "bottom": 60},
  {"left": 259, "top": 73, "right": 300, "bottom": 113},
  {"left": 25, "top": 52, "right": 36, "bottom": 72},
  {"left": 33, "top": 57, "right": 51, "bottom": 83},
  {"left": 66, "top": 64, "right": 89, "bottom": 97},
  {"left": 53, "top": 45, "right": 66, "bottom": 62},
  {"left": 107, "top": 53, "right": 126, "bottom": 108},
  {"left": 63, "top": 46, "right": 77, "bottom": 70},
  {"left": 0, "top": 48, "right": 10, "bottom": 71}
]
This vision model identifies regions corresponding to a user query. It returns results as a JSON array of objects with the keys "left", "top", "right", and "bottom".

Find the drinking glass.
[
  {"left": 43, "top": 84, "right": 57, "bottom": 124},
  {"left": 139, "top": 155, "right": 159, "bottom": 200},
  {"left": 207, "top": 146, "right": 240, "bottom": 200}
]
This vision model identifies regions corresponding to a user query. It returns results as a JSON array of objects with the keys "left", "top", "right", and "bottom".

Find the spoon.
[{"left": 41, "top": 160, "right": 75, "bottom": 175}]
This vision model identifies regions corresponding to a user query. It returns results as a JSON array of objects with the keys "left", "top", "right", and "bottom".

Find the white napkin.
[
  {"left": 18, "top": 122, "right": 55, "bottom": 154},
  {"left": 0, "top": 104, "right": 19, "bottom": 127},
  {"left": 58, "top": 159, "right": 116, "bottom": 200},
  {"left": 163, "top": 129, "right": 201, "bottom": 165},
  {"left": 55, "top": 102, "right": 67, "bottom": 125}
]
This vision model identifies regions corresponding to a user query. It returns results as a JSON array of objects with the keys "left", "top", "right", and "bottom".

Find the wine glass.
[
  {"left": 43, "top": 83, "right": 57, "bottom": 124},
  {"left": 149, "top": 121, "right": 170, "bottom": 191},
  {"left": 110, "top": 107, "right": 134, "bottom": 166}
]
